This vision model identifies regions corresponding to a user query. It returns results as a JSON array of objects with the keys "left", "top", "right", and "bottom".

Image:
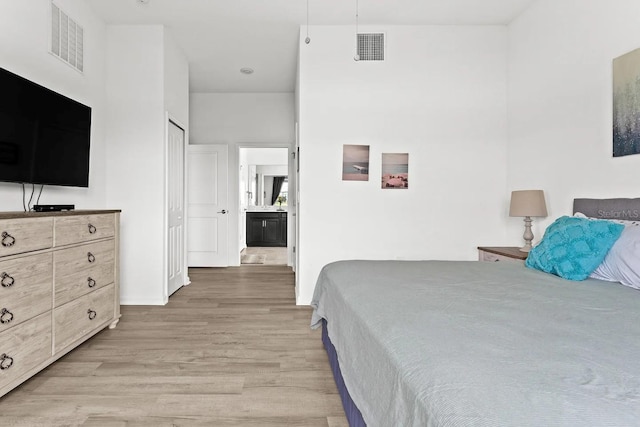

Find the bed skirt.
[{"left": 322, "top": 319, "right": 367, "bottom": 427}]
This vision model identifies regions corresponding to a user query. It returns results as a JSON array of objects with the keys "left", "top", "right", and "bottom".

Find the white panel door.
[
  {"left": 187, "top": 144, "right": 229, "bottom": 267},
  {"left": 167, "top": 120, "right": 186, "bottom": 296}
]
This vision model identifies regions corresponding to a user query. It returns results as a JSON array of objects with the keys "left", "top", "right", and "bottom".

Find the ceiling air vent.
[
  {"left": 357, "top": 33, "right": 385, "bottom": 61},
  {"left": 51, "top": 2, "right": 84, "bottom": 72}
]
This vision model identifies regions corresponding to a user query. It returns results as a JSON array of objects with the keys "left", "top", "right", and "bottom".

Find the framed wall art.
[
  {"left": 613, "top": 47, "right": 640, "bottom": 157},
  {"left": 342, "top": 145, "right": 370, "bottom": 181},
  {"left": 381, "top": 153, "right": 408, "bottom": 189}
]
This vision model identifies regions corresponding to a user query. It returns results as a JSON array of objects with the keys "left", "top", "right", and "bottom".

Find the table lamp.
[{"left": 509, "top": 190, "right": 548, "bottom": 252}]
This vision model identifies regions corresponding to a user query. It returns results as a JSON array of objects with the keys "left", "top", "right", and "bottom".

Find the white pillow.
[{"left": 589, "top": 223, "right": 640, "bottom": 289}]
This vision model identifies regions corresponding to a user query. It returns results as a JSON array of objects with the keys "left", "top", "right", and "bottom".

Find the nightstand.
[{"left": 477, "top": 246, "right": 528, "bottom": 263}]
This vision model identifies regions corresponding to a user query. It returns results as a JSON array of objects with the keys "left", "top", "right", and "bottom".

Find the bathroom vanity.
[{"left": 245, "top": 211, "right": 287, "bottom": 247}]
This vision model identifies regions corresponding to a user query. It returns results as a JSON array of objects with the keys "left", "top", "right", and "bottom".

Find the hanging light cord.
[
  {"left": 356, "top": 0, "right": 359, "bottom": 34},
  {"left": 305, "top": 0, "right": 311, "bottom": 44},
  {"left": 354, "top": 0, "right": 360, "bottom": 60}
]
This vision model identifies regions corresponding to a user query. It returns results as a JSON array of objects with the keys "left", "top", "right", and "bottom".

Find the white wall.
[
  {"left": 297, "top": 25, "right": 509, "bottom": 304},
  {"left": 190, "top": 93, "right": 295, "bottom": 265},
  {"left": 163, "top": 26, "right": 190, "bottom": 292},
  {"left": 245, "top": 148, "right": 289, "bottom": 165},
  {"left": 1, "top": 3, "right": 188, "bottom": 306},
  {"left": 257, "top": 165, "right": 288, "bottom": 174},
  {"left": 0, "top": 0, "right": 108, "bottom": 210},
  {"left": 507, "top": 0, "right": 640, "bottom": 239},
  {"left": 105, "top": 25, "right": 188, "bottom": 305},
  {"left": 105, "top": 25, "right": 165, "bottom": 305},
  {"left": 190, "top": 93, "right": 294, "bottom": 145},
  {"left": 163, "top": 31, "right": 190, "bottom": 126}
]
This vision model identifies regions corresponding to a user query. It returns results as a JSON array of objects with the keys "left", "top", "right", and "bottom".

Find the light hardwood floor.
[{"left": 0, "top": 266, "right": 348, "bottom": 426}]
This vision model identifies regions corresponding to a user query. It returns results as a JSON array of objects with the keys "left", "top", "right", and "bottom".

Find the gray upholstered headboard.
[{"left": 573, "top": 198, "right": 640, "bottom": 220}]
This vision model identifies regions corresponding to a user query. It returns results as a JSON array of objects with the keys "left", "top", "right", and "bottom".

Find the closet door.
[{"left": 167, "top": 120, "right": 186, "bottom": 296}]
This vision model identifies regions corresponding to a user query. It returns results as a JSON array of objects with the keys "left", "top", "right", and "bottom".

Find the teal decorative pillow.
[{"left": 525, "top": 216, "right": 624, "bottom": 281}]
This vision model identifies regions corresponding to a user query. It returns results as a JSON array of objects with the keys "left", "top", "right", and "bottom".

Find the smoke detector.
[
  {"left": 240, "top": 67, "right": 254, "bottom": 75},
  {"left": 137, "top": 0, "right": 150, "bottom": 4}
]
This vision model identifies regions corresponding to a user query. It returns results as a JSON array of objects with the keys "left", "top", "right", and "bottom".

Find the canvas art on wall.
[
  {"left": 342, "top": 145, "right": 370, "bottom": 181},
  {"left": 613, "top": 47, "right": 640, "bottom": 157},
  {"left": 381, "top": 153, "right": 408, "bottom": 189}
]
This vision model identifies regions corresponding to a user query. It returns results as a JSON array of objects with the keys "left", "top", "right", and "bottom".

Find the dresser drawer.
[
  {"left": 54, "top": 240, "right": 115, "bottom": 307},
  {"left": 0, "top": 218, "right": 53, "bottom": 257},
  {"left": 0, "top": 253, "right": 53, "bottom": 333},
  {"left": 479, "top": 250, "right": 523, "bottom": 263},
  {"left": 54, "top": 284, "right": 115, "bottom": 353},
  {"left": 0, "top": 313, "right": 51, "bottom": 389},
  {"left": 54, "top": 214, "right": 115, "bottom": 247}
]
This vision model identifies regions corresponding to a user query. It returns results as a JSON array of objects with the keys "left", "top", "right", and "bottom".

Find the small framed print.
[
  {"left": 342, "top": 144, "right": 369, "bottom": 181},
  {"left": 381, "top": 153, "right": 408, "bottom": 189}
]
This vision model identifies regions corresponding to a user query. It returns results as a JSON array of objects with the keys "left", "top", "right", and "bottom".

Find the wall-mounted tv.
[{"left": 0, "top": 67, "right": 91, "bottom": 188}]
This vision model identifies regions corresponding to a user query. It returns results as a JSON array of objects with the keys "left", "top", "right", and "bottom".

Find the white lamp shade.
[{"left": 509, "top": 190, "right": 548, "bottom": 217}]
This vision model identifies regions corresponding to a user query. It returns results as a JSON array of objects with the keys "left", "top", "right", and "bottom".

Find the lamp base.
[{"left": 520, "top": 216, "right": 534, "bottom": 253}]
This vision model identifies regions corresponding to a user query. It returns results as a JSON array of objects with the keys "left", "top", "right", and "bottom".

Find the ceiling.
[{"left": 86, "top": 0, "right": 537, "bottom": 93}]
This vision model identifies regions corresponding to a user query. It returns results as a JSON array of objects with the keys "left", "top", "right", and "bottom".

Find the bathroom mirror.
[
  {"left": 240, "top": 147, "right": 289, "bottom": 209},
  {"left": 247, "top": 165, "right": 287, "bottom": 206}
]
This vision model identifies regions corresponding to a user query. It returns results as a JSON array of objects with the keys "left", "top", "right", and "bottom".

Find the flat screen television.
[{"left": 0, "top": 67, "right": 91, "bottom": 187}]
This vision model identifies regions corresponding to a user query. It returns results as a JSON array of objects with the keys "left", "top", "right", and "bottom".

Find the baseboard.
[{"left": 120, "top": 297, "right": 167, "bottom": 306}]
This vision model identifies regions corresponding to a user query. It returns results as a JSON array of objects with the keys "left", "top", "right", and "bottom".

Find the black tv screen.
[{"left": 0, "top": 68, "right": 91, "bottom": 187}]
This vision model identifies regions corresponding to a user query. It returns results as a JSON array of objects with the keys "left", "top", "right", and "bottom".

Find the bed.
[{"left": 311, "top": 198, "right": 640, "bottom": 427}]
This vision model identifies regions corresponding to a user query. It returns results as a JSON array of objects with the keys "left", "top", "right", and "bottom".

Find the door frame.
[
  {"left": 236, "top": 142, "right": 295, "bottom": 268},
  {"left": 163, "top": 112, "right": 190, "bottom": 303}
]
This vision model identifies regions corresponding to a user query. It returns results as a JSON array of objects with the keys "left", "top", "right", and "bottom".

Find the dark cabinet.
[{"left": 246, "top": 212, "right": 287, "bottom": 247}]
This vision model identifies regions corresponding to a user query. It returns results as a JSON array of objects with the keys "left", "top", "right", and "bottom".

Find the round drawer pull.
[
  {"left": 87, "top": 252, "right": 96, "bottom": 263},
  {"left": 0, "top": 308, "right": 14, "bottom": 324},
  {"left": 88, "top": 224, "right": 97, "bottom": 234},
  {"left": 1, "top": 232, "right": 15, "bottom": 248},
  {"left": 1, "top": 273, "right": 14, "bottom": 288},
  {"left": 0, "top": 353, "right": 14, "bottom": 370},
  {"left": 87, "top": 309, "right": 97, "bottom": 320},
  {"left": 87, "top": 277, "right": 97, "bottom": 288}
]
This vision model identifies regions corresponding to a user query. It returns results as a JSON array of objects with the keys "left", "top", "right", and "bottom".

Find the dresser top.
[{"left": 0, "top": 210, "right": 121, "bottom": 220}]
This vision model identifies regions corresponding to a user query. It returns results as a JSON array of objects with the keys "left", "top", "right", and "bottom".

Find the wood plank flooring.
[{"left": 0, "top": 266, "right": 348, "bottom": 426}]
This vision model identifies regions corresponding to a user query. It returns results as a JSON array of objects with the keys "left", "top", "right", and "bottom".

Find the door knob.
[{"left": 217, "top": 209, "right": 228, "bottom": 214}]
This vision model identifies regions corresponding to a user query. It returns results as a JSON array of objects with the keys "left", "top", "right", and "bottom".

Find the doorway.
[{"left": 239, "top": 147, "right": 290, "bottom": 266}]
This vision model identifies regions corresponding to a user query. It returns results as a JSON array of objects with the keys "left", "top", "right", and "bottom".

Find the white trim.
[{"left": 120, "top": 297, "right": 167, "bottom": 306}]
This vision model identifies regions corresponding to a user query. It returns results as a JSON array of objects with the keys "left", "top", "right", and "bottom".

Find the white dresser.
[{"left": 0, "top": 210, "right": 120, "bottom": 398}]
